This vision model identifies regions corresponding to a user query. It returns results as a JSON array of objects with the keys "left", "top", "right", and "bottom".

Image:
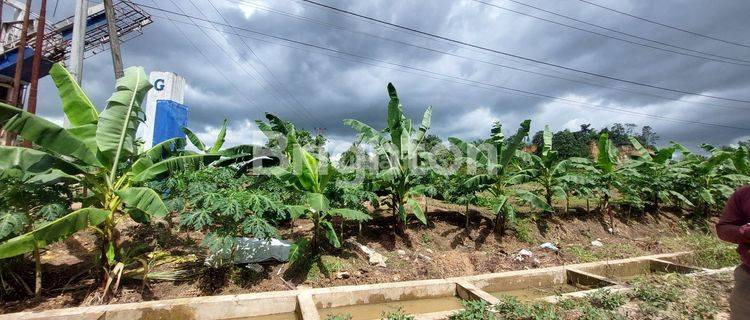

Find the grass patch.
[
  {"left": 566, "top": 245, "right": 605, "bottom": 263},
  {"left": 513, "top": 218, "right": 535, "bottom": 244},
  {"left": 663, "top": 233, "right": 740, "bottom": 269},
  {"left": 586, "top": 289, "right": 626, "bottom": 310},
  {"left": 381, "top": 308, "right": 414, "bottom": 320},
  {"left": 630, "top": 277, "right": 680, "bottom": 308}
]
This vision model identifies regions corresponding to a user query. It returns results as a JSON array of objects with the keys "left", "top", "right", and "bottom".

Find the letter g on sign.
[{"left": 154, "top": 79, "right": 165, "bottom": 91}]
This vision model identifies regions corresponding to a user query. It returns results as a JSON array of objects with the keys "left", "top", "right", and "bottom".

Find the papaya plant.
[
  {"left": 0, "top": 64, "right": 217, "bottom": 296},
  {"left": 344, "top": 83, "right": 432, "bottom": 234},
  {"left": 450, "top": 121, "right": 550, "bottom": 235},
  {"left": 271, "top": 143, "right": 371, "bottom": 252}
]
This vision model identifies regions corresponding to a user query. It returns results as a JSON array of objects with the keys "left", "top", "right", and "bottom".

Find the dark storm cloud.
[{"left": 34, "top": 0, "right": 750, "bottom": 153}]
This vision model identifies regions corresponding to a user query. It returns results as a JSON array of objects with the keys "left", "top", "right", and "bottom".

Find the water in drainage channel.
[{"left": 318, "top": 295, "right": 462, "bottom": 320}]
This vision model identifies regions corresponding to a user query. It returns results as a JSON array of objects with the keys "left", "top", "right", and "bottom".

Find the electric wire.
[
  {"left": 136, "top": 4, "right": 750, "bottom": 132},
  {"left": 146, "top": 0, "right": 260, "bottom": 112},
  {"left": 200, "top": 0, "right": 325, "bottom": 126},
  {"left": 469, "top": 0, "right": 750, "bottom": 66},
  {"left": 576, "top": 0, "right": 750, "bottom": 49},
  {"left": 221, "top": 0, "right": 748, "bottom": 112},
  {"left": 167, "top": 0, "right": 320, "bottom": 127},
  {"left": 294, "top": 0, "right": 750, "bottom": 104}
]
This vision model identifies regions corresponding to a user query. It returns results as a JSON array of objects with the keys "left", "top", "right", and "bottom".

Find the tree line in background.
[{"left": 0, "top": 64, "right": 748, "bottom": 299}]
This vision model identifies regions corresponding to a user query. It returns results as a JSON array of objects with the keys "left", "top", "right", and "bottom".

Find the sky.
[{"left": 30, "top": 0, "right": 750, "bottom": 156}]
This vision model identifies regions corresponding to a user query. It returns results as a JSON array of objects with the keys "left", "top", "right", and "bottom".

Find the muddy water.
[
  {"left": 319, "top": 296, "right": 462, "bottom": 320},
  {"left": 230, "top": 313, "right": 298, "bottom": 320},
  {"left": 490, "top": 283, "right": 586, "bottom": 301}
]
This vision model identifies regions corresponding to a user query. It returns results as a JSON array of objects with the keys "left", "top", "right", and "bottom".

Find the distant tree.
[{"left": 635, "top": 125, "right": 659, "bottom": 147}]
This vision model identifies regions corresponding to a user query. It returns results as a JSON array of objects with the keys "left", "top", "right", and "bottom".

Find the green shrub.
[
  {"left": 630, "top": 280, "right": 679, "bottom": 308},
  {"left": 381, "top": 308, "right": 414, "bottom": 320},
  {"left": 449, "top": 300, "right": 494, "bottom": 320},
  {"left": 586, "top": 289, "right": 626, "bottom": 310}
]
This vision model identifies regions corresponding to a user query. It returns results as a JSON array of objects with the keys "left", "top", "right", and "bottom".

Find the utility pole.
[
  {"left": 27, "top": 0, "right": 45, "bottom": 116},
  {"left": 103, "top": 0, "right": 123, "bottom": 78},
  {"left": 4, "top": 0, "right": 31, "bottom": 146},
  {"left": 70, "top": 0, "right": 86, "bottom": 83}
]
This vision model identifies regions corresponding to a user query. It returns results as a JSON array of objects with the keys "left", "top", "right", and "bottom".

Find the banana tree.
[
  {"left": 674, "top": 144, "right": 750, "bottom": 217},
  {"left": 593, "top": 133, "right": 640, "bottom": 231},
  {"left": 628, "top": 138, "right": 692, "bottom": 212},
  {"left": 524, "top": 125, "right": 595, "bottom": 211},
  {"left": 0, "top": 64, "right": 216, "bottom": 296},
  {"left": 344, "top": 83, "right": 432, "bottom": 234},
  {"left": 450, "top": 121, "right": 551, "bottom": 236},
  {"left": 182, "top": 118, "right": 228, "bottom": 154},
  {"left": 271, "top": 144, "right": 371, "bottom": 252},
  {"left": 181, "top": 119, "right": 274, "bottom": 174}
]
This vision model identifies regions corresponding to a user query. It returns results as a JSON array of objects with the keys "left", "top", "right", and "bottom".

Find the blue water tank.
[{"left": 152, "top": 100, "right": 188, "bottom": 145}]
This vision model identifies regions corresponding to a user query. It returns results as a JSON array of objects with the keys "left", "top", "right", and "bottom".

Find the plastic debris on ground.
[{"left": 204, "top": 238, "right": 291, "bottom": 266}]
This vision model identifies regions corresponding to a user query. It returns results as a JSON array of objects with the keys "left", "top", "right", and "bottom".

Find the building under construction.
[{"left": 0, "top": 0, "right": 152, "bottom": 143}]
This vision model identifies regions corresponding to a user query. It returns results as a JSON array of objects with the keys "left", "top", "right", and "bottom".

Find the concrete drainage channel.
[{"left": 2, "top": 252, "right": 709, "bottom": 320}]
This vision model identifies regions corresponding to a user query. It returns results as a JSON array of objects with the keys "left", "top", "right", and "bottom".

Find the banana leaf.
[
  {"left": 96, "top": 66, "right": 152, "bottom": 162},
  {"left": 0, "top": 208, "right": 109, "bottom": 259},
  {"left": 49, "top": 63, "right": 99, "bottom": 126},
  {"left": 0, "top": 104, "right": 99, "bottom": 166},
  {"left": 115, "top": 187, "right": 168, "bottom": 222}
]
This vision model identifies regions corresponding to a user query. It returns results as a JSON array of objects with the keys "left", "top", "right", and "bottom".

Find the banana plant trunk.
[
  {"left": 33, "top": 245, "right": 41, "bottom": 299},
  {"left": 392, "top": 194, "right": 405, "bottom": 235},
  {"left": 494, "top": 212, "right": 506, "bottom": 236},
  {"left": 312, "top": 212, "right": 320, "bottom": 253},
  {"left": 545, "top": 188, "right": 553, "bottom": 208},
  {"left": 465, "top": 203, "right": 470, "bottom": 230},
  {"left": 604, "top": 193, "right": 613, "bottom": 233}
]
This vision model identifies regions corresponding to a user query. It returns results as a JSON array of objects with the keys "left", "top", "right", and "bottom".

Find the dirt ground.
[{"left": 0, "top": 197, "right": 731, "bottom": 314}]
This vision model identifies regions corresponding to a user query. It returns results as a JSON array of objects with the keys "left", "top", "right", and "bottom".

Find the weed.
[
  {"left": 324, "top": 314, "right": 352, "bottom": 320},
  {"left": 566, "top": 245, "right": 604, "bottom": 263},
  {"left": 630, "top": 279, "right": 679, "bottom": 308},
  {"left": 686, "top": 299, "right": 720, "bottom": 320},
  {"left": 556, "top": 298, "right": 579, "bottom": 310},
  {"left": 381, "top": 307, "right": 414, "bottom": 320},
  {"left": 449, "top": 300, "right": 494, "bottom": 320},
  {"left": 684, "top": 233, "right": 740, "bottom": 269},
  {"left": 513, "top": 218, "right": 535, "bottom": 244},
  {"left": 421, "top": 232, "right": 432, "bottom": 244},
  {"left": 529, "top": 302, "right": 559, "bottom": 320},
  {"left": 586, "top": 289, "right": 626, "bottom": 310},
  {"left": 493, "top": 296, "right": 532, "bottom": 319},
  {"left": 578, "top": 304, "right": 618, "bottom": 320}
]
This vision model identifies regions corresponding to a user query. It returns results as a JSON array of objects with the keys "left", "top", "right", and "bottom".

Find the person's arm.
[{"left": 716, "top": 189, "right": 750, "bottom": 245}]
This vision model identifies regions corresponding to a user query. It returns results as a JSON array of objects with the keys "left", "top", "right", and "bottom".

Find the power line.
[
  {"left": 295, "top": 0, "right": 750, "bottom": 104},
  {"left": 136, "top": 4, "right": 750, "bottom": 132},
  {"left": 145, "top": 0, "right": 260, "bottom": 112},
  {"left": 575, "top": 0, "right": 750, "bottom": 49},
  {"left": 223, "top": 0, "right": 747, "bottom": 112},
  {"left": 180, "top": 0, "right": 323, "bottom": 126},
  {"left": 201, "top": 0, "right": 324, "bottom": 126},
  {"left": 166, "top": 0, "right": 316, "bottom": 126},
  {"left": 470, "top": 0, "right": 750, "bottom": 66}
]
